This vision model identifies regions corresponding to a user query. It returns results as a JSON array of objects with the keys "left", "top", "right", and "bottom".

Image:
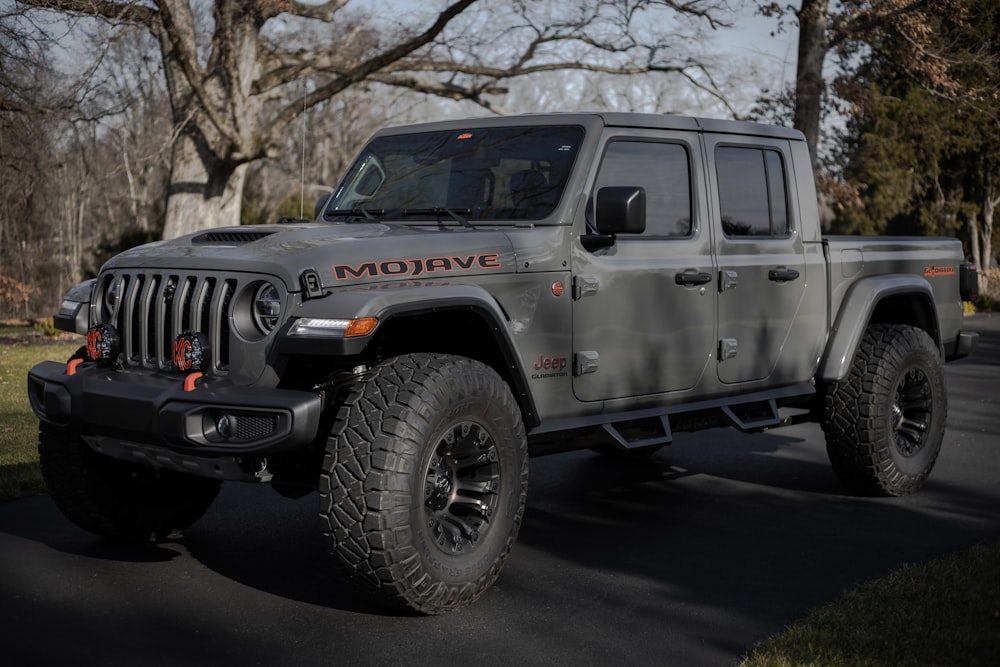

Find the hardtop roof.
[{"left": 374, "top": 112, "right": 804, "bottom": 141}]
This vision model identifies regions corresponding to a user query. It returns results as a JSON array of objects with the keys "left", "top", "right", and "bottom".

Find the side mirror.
[{"left": 595, "top": 186, "right": 646, "bottom": 235}]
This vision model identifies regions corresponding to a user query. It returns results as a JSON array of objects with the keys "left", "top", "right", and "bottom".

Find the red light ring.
[{"left": 173, "top": 331, "right": 211, "bottom": 373}]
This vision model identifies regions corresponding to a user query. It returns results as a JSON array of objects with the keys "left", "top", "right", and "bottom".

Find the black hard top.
[{"left": 375, "top": 111, "right": 804, "bottom": 141}]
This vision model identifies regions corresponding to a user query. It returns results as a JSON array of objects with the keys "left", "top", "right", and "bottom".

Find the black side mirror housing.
[{"left": 596, "top": 186, "right": 646, "bottom": 235}]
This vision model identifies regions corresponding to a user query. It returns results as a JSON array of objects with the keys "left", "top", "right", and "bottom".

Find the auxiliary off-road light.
[
  {"left": 85, "top": 324, "right": 121, "bottom": 367},
  {"left": 289, "top": 317, "right": 378, "bottom": 338},
  {"left": 173, "top": 331, "right": 211, "bottom": 373}
]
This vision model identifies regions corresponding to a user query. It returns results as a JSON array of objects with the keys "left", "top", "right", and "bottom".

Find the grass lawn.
[
  {"left": 0, "top": 341, "right": 78, "bottom": 500},
  {"left": 742, "top": 539, "right": 1000, "bottom": 666}
]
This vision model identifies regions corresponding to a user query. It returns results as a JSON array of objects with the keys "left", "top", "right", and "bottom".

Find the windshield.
[{"left": 324, "top": 125, "right": 584, "bottom": 222}]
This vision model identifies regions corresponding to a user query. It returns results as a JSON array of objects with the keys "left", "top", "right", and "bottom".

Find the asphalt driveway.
[{"left": 2, "top": 314, "right": 998, "bottom": 666}]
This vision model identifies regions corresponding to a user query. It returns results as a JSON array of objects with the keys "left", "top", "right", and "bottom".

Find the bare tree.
[
  {"left": 14, "top": 0, "right": 733, "bottom": 238},
  {"left": 1, "top": 8, "right": 175, "bottom": 318},
  {"left": 1, "top": 4, "right": 76, "bottom": 318}
]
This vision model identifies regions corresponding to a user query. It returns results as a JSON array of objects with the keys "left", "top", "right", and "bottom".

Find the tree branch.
[
  {"left": 285, "top": 0, "right": 350, "bottom": 22},
  {"left": 15, "top": 0, "right": 157, "bottom": 27},
  {"left": 263, "top": 0, "right": 479, "bottom": 140},
  {"left": 155, "top": 0, "right": 243, "bottom": 148}
]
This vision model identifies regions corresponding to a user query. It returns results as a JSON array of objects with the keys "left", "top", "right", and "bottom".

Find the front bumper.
[{"left": 27, "top": 361, "right": 323, "bottom": 457}]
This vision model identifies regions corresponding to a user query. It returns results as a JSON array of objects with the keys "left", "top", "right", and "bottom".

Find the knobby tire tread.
[
  {"left": 319, "top": 353, "right": 527, "bottom": 614},
  {"left": 822, "top": 324, "right": 946, "bottom": 497}
]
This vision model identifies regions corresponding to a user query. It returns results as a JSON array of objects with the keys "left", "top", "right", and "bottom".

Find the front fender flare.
[{"left": 277, "top": 283, "right": 539, "bottom": 427}]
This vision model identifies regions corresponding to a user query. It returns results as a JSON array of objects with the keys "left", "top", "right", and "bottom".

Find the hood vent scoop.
[{"left": 193, "top": 230, "right": 276, "bottom": 245}]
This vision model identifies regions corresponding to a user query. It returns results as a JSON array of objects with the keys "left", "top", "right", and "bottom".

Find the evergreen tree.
[{"left": 835, "top": 0, "right": 999, "bottom": 270}]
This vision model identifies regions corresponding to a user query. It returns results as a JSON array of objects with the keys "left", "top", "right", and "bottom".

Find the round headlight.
[
  {"left": 252, "top": 283, "right": 281, "bottom": 333},
  {"left": 104, "top": 277, "right": 121, "bottom": 316}
]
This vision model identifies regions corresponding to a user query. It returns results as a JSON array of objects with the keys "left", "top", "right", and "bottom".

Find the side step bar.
[
  {"left": 721, "top": 399, "right": 781, "bottom": 432},
  {"left": 602, "top": 415, "right": 673, "bottom": 450},
  {"left": 529, "top": 383, "right": 815, "bottom": 453}
]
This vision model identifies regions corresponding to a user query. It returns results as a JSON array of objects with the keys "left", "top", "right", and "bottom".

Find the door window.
[
  {"left": 716, "top": 146, "right": 789, "bottom": 237},
  {"left": 594, "top": 141, "right": 692, "bottom": 237}
]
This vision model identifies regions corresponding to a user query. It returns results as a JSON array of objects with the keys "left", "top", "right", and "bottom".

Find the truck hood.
[{"left": 102, "top": 222, "right": 517, "bottom": 291}]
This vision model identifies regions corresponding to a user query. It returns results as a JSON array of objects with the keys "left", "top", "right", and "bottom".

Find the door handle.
[
  {"left": 675, "top": 271, "right": 713, "bottom": 286},
  {"left": 768, "top": 268, "right": 800, "bottom": 282}
]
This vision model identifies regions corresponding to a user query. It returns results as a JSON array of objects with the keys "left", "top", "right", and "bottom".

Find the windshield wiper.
[
  {"left": 324, "top": 207, "right": 384, "bottom": 222},
  {"left": 401, "top": 207, "right": 474, "bottom": 229}
]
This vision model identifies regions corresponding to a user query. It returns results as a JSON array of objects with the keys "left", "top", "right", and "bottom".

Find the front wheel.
[
  {"left": 38, "top": 423, "right": 221, "bottom": 541},
  {"left": 320, "top": 353, "right": 528, "bottom": 614},
  {"left": 822, "top": 324, "right": 947, "bottom": 496}
]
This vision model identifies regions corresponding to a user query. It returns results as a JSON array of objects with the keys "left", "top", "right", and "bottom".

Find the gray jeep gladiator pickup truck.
[{"left": 28, "top": 113, "right": 979, "bottom": 614}]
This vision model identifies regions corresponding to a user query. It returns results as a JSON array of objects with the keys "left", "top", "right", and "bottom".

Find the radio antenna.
[{"left": 299, "top": 85, "right": 308, "bottom": 219}]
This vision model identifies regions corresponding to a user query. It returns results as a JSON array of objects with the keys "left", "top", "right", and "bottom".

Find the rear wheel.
[
  {"left": 38, "top": 423, "right": 221, "bottom": 541},
  {"left": 320, "top": 353, "right": 528, "bottom": 614},
  {"left": 822, "top": 324, "right": 947, "bottom": 496}
]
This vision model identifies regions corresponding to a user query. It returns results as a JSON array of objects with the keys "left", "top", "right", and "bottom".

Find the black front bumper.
[{"left": 27, "top": 361, "right": 323, "bottom": 457}]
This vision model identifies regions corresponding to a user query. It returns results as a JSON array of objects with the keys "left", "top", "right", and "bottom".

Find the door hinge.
[
  {"left": 719, "top": 270, "right": 738, "bottom": 292},
  {"left": 574, "top": 351, "right": 600, "bottom": 376},
  {"left": 573, "top": 275, "right": 599, "bottom": 300},
  {"left": 719, "top": 338, "right": 738, "bottom": 361}
]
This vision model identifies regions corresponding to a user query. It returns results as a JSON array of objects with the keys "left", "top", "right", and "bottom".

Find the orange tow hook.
[{"left": 183, "top": 372, "right": 204, "bottom": 392}]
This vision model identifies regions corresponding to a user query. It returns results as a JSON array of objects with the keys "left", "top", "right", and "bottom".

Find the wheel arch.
[
  {"left": 820, "top": 275, "right": 941, "bottom": 383},
  {"left": 283, "top": 284, "right": 539, "bottom": 428}
]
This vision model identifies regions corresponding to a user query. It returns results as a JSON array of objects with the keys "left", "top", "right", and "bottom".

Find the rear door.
[{"left": 704, "top": 136, "right": 809, "bottom": 385}]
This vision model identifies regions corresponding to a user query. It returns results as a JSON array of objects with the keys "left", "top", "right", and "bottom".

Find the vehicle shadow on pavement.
[
  {"left": 504, "top": 439, "right": 1000, "bottom": 660},
  {"left": 178, "top": 487, "right": 396, "bottom": 615}
]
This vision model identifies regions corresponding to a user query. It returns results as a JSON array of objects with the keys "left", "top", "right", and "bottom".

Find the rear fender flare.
[{"left": 820, "top": 275, "right": 940, "bottom": 383}]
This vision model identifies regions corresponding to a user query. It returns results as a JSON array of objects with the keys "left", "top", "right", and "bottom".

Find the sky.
[
  {"left": 35, "top": 0, "right": 804, "bottom": 123},
  {"left": 363, "top": 0, "right": 802, "bottom": 119}
]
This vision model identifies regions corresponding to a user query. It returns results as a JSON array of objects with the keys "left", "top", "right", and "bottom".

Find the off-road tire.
[
  {"left": 320, "top": 353, "right": 528, "bottom": 614},
  {"left": 38, "top": 423, "right": 221, "bottom": 541},
  {"left": 822, "top": 324, "right": 947, "bottom": 496}
]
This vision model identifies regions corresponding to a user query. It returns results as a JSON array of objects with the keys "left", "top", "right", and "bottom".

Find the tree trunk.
[
  {"left": 969, "top": 212, "right": 983, "bottom": 270},
  {"left": 982, "top": 194, "right": 996, "bottom": 272},
  {"left": 161, "top": 127, "right": 247, "bottom": 239},
  {"left": 793, "top": 0, "right": 829, "bottom": 172}
]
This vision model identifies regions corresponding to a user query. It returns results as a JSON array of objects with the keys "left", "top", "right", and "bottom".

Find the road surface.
[{"left": 2, "top": 315, "right": 998, "bottom": 666}]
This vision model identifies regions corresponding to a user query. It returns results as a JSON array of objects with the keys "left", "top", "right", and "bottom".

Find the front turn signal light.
[
  {"left": 289, "top": 317, "right": 379, "bottom": 338},
  {"left": 344, "top": 317, "right": 379, "bottom": 337}
]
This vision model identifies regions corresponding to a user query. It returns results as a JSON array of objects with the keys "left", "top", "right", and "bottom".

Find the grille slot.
[{"left": 97, "top": 271, "right": 254, "bottom": 374}]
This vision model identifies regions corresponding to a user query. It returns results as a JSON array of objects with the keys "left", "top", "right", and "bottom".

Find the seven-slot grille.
[{"left": 96, "top": 271, "right": 242, "bottom": 373}]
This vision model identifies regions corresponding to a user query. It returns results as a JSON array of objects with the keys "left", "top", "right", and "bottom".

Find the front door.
[{"left": 572, "top": 133, "right": 716, "bottom": 402}]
